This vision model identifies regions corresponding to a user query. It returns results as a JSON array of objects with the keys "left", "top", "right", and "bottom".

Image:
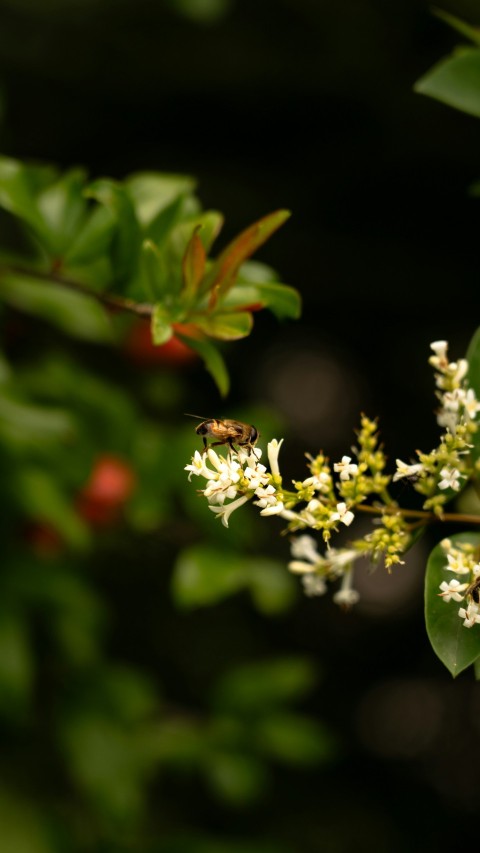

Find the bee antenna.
[{"left": 184, "top": 413, "right": 209, "bottom": 420}]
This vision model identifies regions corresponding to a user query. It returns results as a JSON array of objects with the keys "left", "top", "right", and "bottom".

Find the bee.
[
  {"left": 466, "top": 575, "right": 480, "bottom": 604},
  {"left": 185, "top": 414, "right": 259, "bottom": 451}
]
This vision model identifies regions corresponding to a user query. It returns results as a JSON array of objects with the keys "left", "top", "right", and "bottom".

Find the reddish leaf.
[
  {"left": 182, "top": 227, "right": 206, "bottom": 302},
  {"left": 202, "top": 209, "right": 291, "bottom": 308}
]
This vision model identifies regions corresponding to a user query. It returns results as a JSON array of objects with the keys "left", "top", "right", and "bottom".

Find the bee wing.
[{"left": 223, "top": 420, "right": 246, "bottom": 438}]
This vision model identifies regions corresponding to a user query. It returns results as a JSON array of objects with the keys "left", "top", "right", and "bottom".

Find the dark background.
[{"left": 1, "top": 0, "right": 480, "bottom": 850}]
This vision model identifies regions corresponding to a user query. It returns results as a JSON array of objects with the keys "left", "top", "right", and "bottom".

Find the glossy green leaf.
[
  {"left": 176, "top": 332, "right": 229, "bottom": 396},
  {"left": 466, "top": 325, "right": 480, "bottom": 460},
  {"left": 414, "top": 47, "right": 480, "bottom": 118},
  {"left": 0, "top": 272, "right": 114, "bottom": 341},
  {"left": 474, "top": 656, "right": 480, "bottom": 680},
  {"left": 425, "top": 532, "right": 480, "bottom": 676},
  {"left": 151, "top": 304, "right": 173, "bottom": 345},
  {"left": 202, "top": 209, "right": 291, "bottom": 304},
  {"left": 211, "top": 658, "right": 317, "bottom": 712},
  {"left": 191, "top": 311, "right": 253, "bottom": 340},
  {"left": 220, "top": 281, "right": 302, "bottom": 320},
  {"left": 86, "top": 179, "right": 141, "bottom": 285}
]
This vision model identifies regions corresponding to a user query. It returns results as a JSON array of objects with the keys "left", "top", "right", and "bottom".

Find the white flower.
[
  {"left": 207, "top": 448, "right": 241, "bottom": 482},
  {"left": 302, "top": 574, "right": 327, "bottom": 597},
  {"left": 331, "top": 502, "right": 354, "bottom": 527},
  {"left": 333, "top": 455, "right": 358, "bottom": 481},
  {"left": 392, "top": 459, "right": 423, "bottom": 482},
  {"left": 458, "top": 600, "right": 480, "bottom": 628},
  {"left": 209, "top": 494, "right": 251, "bottom": 527},
  {"left": 243, "top": 462, "right": 269, "bottom": 490},
  {"left": 184, "top": 450, "right": 216, "bottom": 481},
  {"left": 333, "top": 570, "right": 359, "bottom": 607},
  {"left": 450, "top": 359, "right": 469, "bottom": 385},
  {"left": 302, "top": 471, "right": 331, "bottom": 494},
  {"left": 327, "top": 548, "right": 359, "bottom": 575},
  {"left": 203, "top": 480, "right": 239, "bottom": 504},
  {"left": 430, "top": 340, "right": 448, "bottom": 360},
  {"left": 267, "top": 438, "right": 284, "bottom": 479},
  {"left": 438, "top": 579, "right": 468, "bottom": 602},
  {"left": 254, "top": 484, "right": 285, "bottom": 516},
  {"left": 464, "top": 388, "right": 480, "bottom": 421},
  {"left": 237, "top": 445, "right": 262, "bottom": 465},
  {"left": 289, "top": 560, "right": 319, "bottom": 574},
  {"left": 445, "top": 550, "right": 471, "bottom": 575},
  {"left": 290, "top": 534, "right": 320, "bottom": 564},
  {"left": 438, "top": 466, "right": 462, "bottom": 491}
]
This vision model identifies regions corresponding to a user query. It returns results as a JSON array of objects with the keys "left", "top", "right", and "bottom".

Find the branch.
[
  {"left": 0, "top": 264, "right": 154, "bottom": 318},
  {"left": 356, "top": 503, "right": 480, "bottom": 526}
]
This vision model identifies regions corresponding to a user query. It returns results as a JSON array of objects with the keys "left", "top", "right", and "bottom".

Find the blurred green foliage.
[{"left": 0, "top": 142, "right": 335, "bottom": 850}]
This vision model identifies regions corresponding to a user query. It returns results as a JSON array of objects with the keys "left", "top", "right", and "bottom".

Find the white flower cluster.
[
  {"left": 185, "top": 441, "right": 287, "bottom": 527},
  {"left": 288, "top": 534, "right": 361, "bottom": 607},
  {"left": 429, "top": 339, "right": 480, "bottom": 432},
  {"left": 438, "top": 538, "right": 480, "bottom": 628},
  {"left": 393, "top": 340, "right": 480, "bottom": 491}
]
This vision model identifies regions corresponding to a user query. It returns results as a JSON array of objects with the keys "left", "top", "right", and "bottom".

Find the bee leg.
[{"left": 203, "top": 436, "right": 208, "bottom": 450}]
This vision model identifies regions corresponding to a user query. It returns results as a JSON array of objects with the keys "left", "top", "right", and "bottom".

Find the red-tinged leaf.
[
  {"left": 182, "top": 227, "right": 206, "bottom": 303},
  {"left": 202, "top": 209, "right": 291, "bottom": 306}
]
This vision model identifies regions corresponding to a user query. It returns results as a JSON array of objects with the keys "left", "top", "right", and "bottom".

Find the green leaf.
[
  {"left": 0, "top": 272, "right": 114, "bottom": 341},
  {"left": 151, "top": 304, "right": 173, "bottom": 345},
  {"left": 0, "top": 795, "right": 53, "bottom": 853},
  {"left": 202, "top": 210, "right": 291, "bottom": 305},
  {"left": 204, "top": 752, "right": 268, "bottom": 805},
  {"left": 474, "top": 656, "right": 480, "bottom": 680},
  {"left": 13, "top": 467, "right": 90, "bottom": 549},
  {"left": 36, "top": 168, "right": 88, "bottom": 255},
  {"left": 247, "top": 558, "right": 297, "bottom": 614},
  {"left": 0, "top": 155, "right": 54, "bottom": 244},
  {"left": 141, "top": 240, "right": 170, "bottom": 300},
  {"left": 171, "top": 546, "right": 249, "bottom": 608},
  {"left": 466, "top": 325, "right": 480, "bottom": 461},
  {"left": 432, "top": 7, "right": 480, "bottom": 46},
  {"left": 211, "top": 658, "right": 317, "bottom": 713},
  {"left": 425, "top": 532, "right": 480, "bottom": 676},
  {"left": 125, "top": 171, "right": 197, "bottom": 228},
  {"left": 86, "top": 179, "right": 141, "bottom": 285},
  {"left": 220, "top": 280, "right": 302, "bottom": 320},
  {"left": 191, "top": 311, "right": 253, "bottom": 340},
  {"left": 414, "top": 47, "right": 480, "bottom": 118},
  {"left": 0, "top": 390, "right": 74, "bottom": 442},
  {"left": 64, "top": 205, "right": 116, "bottom": 265},
  {"left": 0, "top": 611, "right": 33, "bottom": 719},
  {"left": 176, "top": 332, "right": 229, "bottom": 396},
  {"left": 255, "top": 713, "right": 335, "bottom": 765}
]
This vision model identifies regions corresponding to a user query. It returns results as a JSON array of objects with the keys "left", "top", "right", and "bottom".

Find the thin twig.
[
  {"left": 0, "top": 264, "right": 154, "bottom": 318},
  {"left": 356, "top": 503, "right": 480, "bottom": 525}
]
